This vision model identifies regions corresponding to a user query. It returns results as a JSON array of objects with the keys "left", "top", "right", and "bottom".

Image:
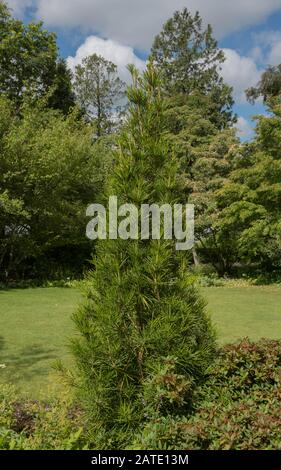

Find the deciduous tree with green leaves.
[
  {"left": 246, "top": 64, "right": 281, "bottom": 104},
  {"left": 0, "top": 95, "right": 104, "bottom": 280},
  {"left": 215, "top": 96, "right": 281, "bottom": 271},
  {"left": 189, "top": 130, "right": 242, "bottom": 274},
  {"left": 0, "top": 1, "right": 74, "bottom": 114}
]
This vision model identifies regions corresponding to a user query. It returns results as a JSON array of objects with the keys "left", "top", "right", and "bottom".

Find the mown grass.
[
  {"left": 203, "top": 285, "right": 281, "bottom": 344},
  {"left": 0, "top": 285, "right": 281, "bottom": 397},
  {"left": 0, "top": 287, "right": 81, "bottom": 397}
]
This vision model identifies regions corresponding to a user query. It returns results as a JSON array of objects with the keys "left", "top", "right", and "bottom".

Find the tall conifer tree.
[
  {"left": 150, "top": 8, "right": 235, "bottom": 129},
  {"left": 72, "top": 65, "right": 215, "bottom": 448}
]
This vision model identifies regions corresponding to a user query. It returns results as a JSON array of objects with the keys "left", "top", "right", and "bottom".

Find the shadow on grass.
[
  {"left": 0, "top": 280, "right": 74, "bottom": 292},
  {"left": 0, "top": 343, "right": 59, "bottom": 386}
]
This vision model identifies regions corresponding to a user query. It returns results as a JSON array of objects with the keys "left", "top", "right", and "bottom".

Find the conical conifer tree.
[{"left": 72, "top": 65, "right": 216, "bottom": 449}]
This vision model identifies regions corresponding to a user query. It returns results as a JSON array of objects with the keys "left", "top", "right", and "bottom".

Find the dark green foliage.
[
  {"left": 72, "top": 66, "right": 216, "bottom": 449},
  {"left": 190, "top": 131, "right": 242, "bottom": 275},
  {"left": 164, "top": 92, "right": 218, "bottom": 167},
  {"left": 133, "top": 339, "right": 281, "bottom": 450},
  {"left": 216, "top": 97, "right": 281, "bottom": 271},
  {"left": 48, "top": 59, "right": 75, "bottom": 115},
  {"left": 0, "top": 2, "right": 56, "bottom": 104},
  {"left": 150, "top": 8, "right": 235, "bottom": 129},
  {"left": 1, "top": 340, "right": 281, "bottom": 450},
  {"left": 163, "top": 91, "right": 240, "bottom": 274}
]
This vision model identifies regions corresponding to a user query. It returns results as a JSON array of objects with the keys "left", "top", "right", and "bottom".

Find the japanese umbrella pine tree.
[{"left": 72, "top": 65, "right": 215, "bottom": 448}]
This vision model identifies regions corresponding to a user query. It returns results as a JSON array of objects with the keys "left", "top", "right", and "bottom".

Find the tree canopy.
[
  {"left": 246, "top": 65, "right": 281, "bottom": 104},
  {"left": 0, "top": 2, "right": 74, "bottom": 114},
  {"left": 73, "top": 53, "right": 125, "bottom": 136},
  {"left": 150, "top": 8, "right": 235, "bottom": 129}
]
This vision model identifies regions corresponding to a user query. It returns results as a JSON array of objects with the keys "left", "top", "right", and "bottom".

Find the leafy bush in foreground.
[
  {"left": 1, "top": 339, "right": 281, "bottom": 450},
  {"left": 133, "top": 339, "right": 281, "bottom": 450},
  {"left": 0, "top": 386, "right": 86, "bottom": 450}
]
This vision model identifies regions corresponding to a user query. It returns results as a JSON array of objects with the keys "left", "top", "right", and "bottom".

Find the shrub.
[
  {"left": 197, "top": 275, "right": 223, "bottom": 287},
  {"left": 2, "top": 339, "right": 281, "bottom": 450},
  {"left": 0, "top": 385, "right": 86, "bottom": 450},
  {"left": 190, "top": 265, "right": 224, "bottom": 287},
  {"left": 132, "top": 339, "right": 281, "bottom": 450}
]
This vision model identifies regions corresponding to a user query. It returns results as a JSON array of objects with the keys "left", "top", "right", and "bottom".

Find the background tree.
[
  {"left": 48, "top": 59, "right": 75, "bottom": 115},
  {"left": 0, "top": 96, "right": 104, "bottom": 280},
  {"left": 246, "top": 65, "right": 281, "bottom": 104},
  {"left": 149, "top": 8, "right": 235, "bottom": 129},
  {"left": 190, "top": 130, "right": 242, "bottom": 274},
  {"left": 72, "top": 65, "right": 215, "bottom": 449},
  {"left": 215, "top": 96, "right": 281, "bottom": 272},
  {"left": 149, "top": 8, "right": 237, "bottom": 270},
  {"left": 73, "top": 53, "right": 125, "bottom": 136},
  {"left": 0, "top": 2, "right": 74, "bottom": 114},
  {"left": 164, "top": 91, "right": 241, "bottom": 274}
]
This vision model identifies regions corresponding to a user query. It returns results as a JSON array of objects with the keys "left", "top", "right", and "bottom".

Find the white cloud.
[
  {"left": 249, "top": 46, "right": 264, "bottom": 64},
  {"left": 259, "top": 31, "right": 281, "bottom": 65},
  {"left": 221, "top": 49, "right": 262, "bottom": 103},
  {"left": 68, "top": 40, "right": 263, "bottom": 103},
  {"left": 235, "top": 116, "right": 255, "bottom": 140},
  {"left": 7, "top": 0, "right": 281, "bottom": 50},
  {"left": 267, "top": 40, "right": 281, "bottom": 65},
  {"left": 250, "top": 31, "right": 281, "bottom": 66},
  {"left": 7, "top": 0, "right": 268, "bottom": 107},
  {"left": 6, "top": 0, "right": 35, "bottom": 15},
  {"left": 8, "top": 0, "right": 277, "bottom": 109},
  {"left": 67, "top": 36, "right": 146, "bottom": 83}
]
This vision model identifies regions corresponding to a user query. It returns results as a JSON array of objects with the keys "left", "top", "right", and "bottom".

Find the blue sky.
[{"left": 7, "top": 0, "right": 281, "bottom": 139}]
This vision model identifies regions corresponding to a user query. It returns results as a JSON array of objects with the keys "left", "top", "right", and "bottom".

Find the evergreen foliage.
[
  {"left": 72, "top": 66, "right": 216, "bottom": 448},
  {"left": 150, "top": 8, "right": 235, "bottom": 129},
  {"left": 73, "top": 53, "right": 125, "bottom": 136}
]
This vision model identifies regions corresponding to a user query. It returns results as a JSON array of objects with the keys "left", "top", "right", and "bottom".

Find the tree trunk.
[{"left": 192, "top": 247, "right": 200, "bottom": 266}]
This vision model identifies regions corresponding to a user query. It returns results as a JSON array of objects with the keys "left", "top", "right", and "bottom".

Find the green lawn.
[
  {"left": 203, "top": 286, "right": 281, "bottom": 344},
  {"left": 0, "top": 287, "right": 81, "bottom": 398},
  {"left": 0, "top": 285, "right": 281, "bottom": 397}
]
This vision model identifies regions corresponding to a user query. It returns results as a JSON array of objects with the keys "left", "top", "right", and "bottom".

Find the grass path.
[{"left": 0, "top": 285, "right": 281, "bottom": 397}]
